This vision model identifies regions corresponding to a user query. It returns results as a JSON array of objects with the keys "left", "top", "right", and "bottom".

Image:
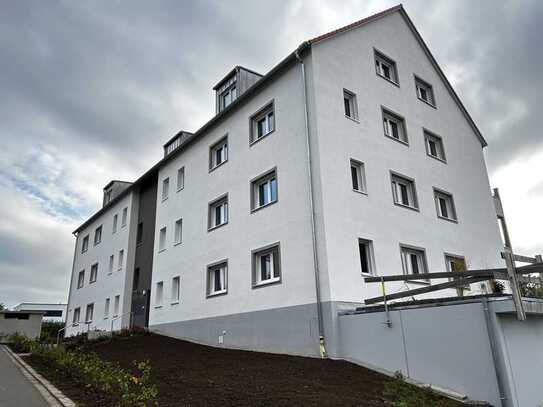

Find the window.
[
  {"left": 155, "top": 282, "right": 164, "bottom": 306},
  {"left": 252, "top": 244, "right": 281, "bottom": 287},
  {"left": 250, "top": 102, "right": 275, "bottom": 144},
  {"left": 159, "top": 227, "right": 167, "bottom": 251},
  {"left": 358, "top": 239, "right": 374, "bottom": 275},
  {"left": 121, "top": 207, "right": 128, "bottom": 227},
  {"left": 136, "top": 222, "right": 143, "bottom": 245},
  {"left": 343, "top": 89, "right": 358, "bottom": 120},
  {"left": 434, "top": 188, "right": 457, "bottom": 221},
  {"left": 108, "top": 255, "right": 114, "bottom": 274},
  {"left": 112, "top": 214, "right": 118, "bottom": 233},
  {"left": 400, "top": 246, "right": 428, "bottom": 278},
  {"left": 220, "top": 85, "right": 237, "bottom": 110},
  {"left": 375, "top": 50, "right": 399, "bottom": 84},
  {"left": 445, "top": 255, "right": 469, "bottom": 294},
  {"left": 118, "top": 249, "right": 124, "bottom": 270},
  {"left": 90, "top": 263, "right": 98, "bottom": 283},
  {"left": 104, "top": 189, "right": 112, "bottom": 205},
  {"left": 391, "top": 173, "right": 418, "bottom": 210},
  {"left": 162, "top": 178, "right": 170, "bottom": 201},
  {"left": 415, "top": 76, "right": 436, "bottom": 106},
  {"left": 171, "top": 276, "right": 180, "bottom": 303},
  {"left": 424, "top": 130, "right": 446, "bottom": 162},
  {"left": 174, "top": 219, "right": 183, "bottom": 245},
  {"left": 72, "top": 307, "right": 80, "bottom": 325},
  {"left": 382, "top": 108, "right": 407, "bottom": 144},
  {"left": 77, "top": 270, "right": 85, "bottom": 289},
  {"left": 210, "top": 136, "right": 228, "bottom": 170},
  {"left": 207, "top": 261, "right": 228, "bottom": 296},
  {"left": 251, "top": 169, "right": 277, "bottom": 211},
  {"left": 208, "top": 195, "right": 228, "bottom": 230},
  {"left": 177, "top": 167, "right": 185, "bottom": 191},
  {"left": 81, "top": 235, "right": 89, "bottom": 253},
  {"left": 113, "top": 295, "right": 120, "bottom": 317},
  {"left": 350, "top": 160, "right": 366, "bottom": 193},
  {"left": 104, "top": 298, "right": 110, "bottom": 319},
  {"left": 94, "top": 225, "right": 102, "bottom": 245},
  {"left": 85, "top": 303, "right": 94, "bottom": 323}
]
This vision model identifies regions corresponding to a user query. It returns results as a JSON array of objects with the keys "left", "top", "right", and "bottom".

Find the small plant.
[{"left": 383, "top": 373, "right": 461, "bottom": 407}]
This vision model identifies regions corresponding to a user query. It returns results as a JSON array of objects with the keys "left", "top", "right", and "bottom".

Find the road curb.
[{"left": 1, "top": 345, "right": 76, "bottom": 407}]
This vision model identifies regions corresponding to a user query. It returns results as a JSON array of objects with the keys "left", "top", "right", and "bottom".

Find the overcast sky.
[{"left": 1, "top": 0, "right": 542, "bottom": 307}]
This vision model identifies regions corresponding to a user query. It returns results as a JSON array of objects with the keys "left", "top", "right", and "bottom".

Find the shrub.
[
  {"left": 383, "top": 373, "right": 461, "bottom": 407},
  {"left": 40, "top": 321, "right": 65, "bottom": 343},
  {"left": 9, "top": 334, "right": 158, "bottom": 406}
]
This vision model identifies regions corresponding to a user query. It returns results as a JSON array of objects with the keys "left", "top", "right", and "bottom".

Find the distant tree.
[{"left": 0, "top": 303, "right": 5, "bottom": 311}]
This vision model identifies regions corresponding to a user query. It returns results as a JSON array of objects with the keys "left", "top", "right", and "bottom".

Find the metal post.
[
  {"left": 381, "top": 277, "right": 391, "bottom": 327},
  {"left": 493, "top": 188, "right": 526, "bottom": 320}
]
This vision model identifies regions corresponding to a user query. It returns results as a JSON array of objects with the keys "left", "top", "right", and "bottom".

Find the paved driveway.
[{"left": 0, "top": 345, "right": 49, "bottom": 407}]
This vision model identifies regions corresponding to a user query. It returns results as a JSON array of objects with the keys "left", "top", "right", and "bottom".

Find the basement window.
[
  {"left": 424, "top": 130, "right": 446, "bottom": 162},
  {"left": 250, "top": 102, "right": 275, "bottom": 144},
  {"left": 434, "top": 188, "right": 457, "bottom": 222},
  {"left": 358, "top": 239, "right": 374, "bottom": 276},
  {"left": 382, "top": 108, "right": 408, "bottom": 144},
  {"left": 375, "top": 50, "right": 399, "bottom": 84},
  {"left": 400, "top": 246, "right": 428, "bottom": 279},
  {"left": 252, "top": 243, "right": 281, "bottom": 287},
  {"left": 350, "top": 159, "right": 367, "bottom": 194},
  {"left": 207, "top": 261, "right": 228, "bottom": 297},
  {"left": 415, "top": 76, "right": 436, "bottom": 107},
  {"left": 391, "top": 173, "right": 418, "bottom": 210},
  {"left": 343, "top": 89, "right": 359, "bottom": 121}
]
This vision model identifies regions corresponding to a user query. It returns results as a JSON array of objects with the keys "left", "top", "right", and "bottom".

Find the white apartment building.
[{"left": 66, "top": 5, "right": 503, "bottom": 358}]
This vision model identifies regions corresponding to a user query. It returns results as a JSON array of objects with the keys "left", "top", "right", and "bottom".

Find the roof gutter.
[{"left": 295, "top": 44, "right": 327, "bottom": 358}]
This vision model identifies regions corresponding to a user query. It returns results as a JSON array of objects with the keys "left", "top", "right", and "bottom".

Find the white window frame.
[
  {"left": 90, "top": 263, "right": 98, "bottom": 283},
  {"left": 81, "top": 235, "right": 89, "bottom": 253},
  {"left": 250, "top": 101, "right": 275, "bottom": 144},
  {"left": 207, "top": 261, "right": 228, "bottom": 297},
  {"left": 358, "top": 238, "right": 375, "bottom": 276},
  {"left": 400, "top": 245, "right": 429, "bottom": 281},
  {"left": 252, "top": 243, "right": 281, "bottom": 288},
  {"left": 112, "top": 214, "right": 118, "bottom": 233},
  {"left": 155, "top": 281, "right": 164, "bottom": 307},
  {"left": 220, "top": 84, "right": 237, "bottom": 110},
  {"left": 382, "top": 108, "right": 408, "bottom": 144},
  {"left": 162, "top": 178, "right": 170, "bottom": 201},
  {"left": 350, "top": 159, "right": 367, "bottom": 194},
  {"left": 113, "top": 295, "right": 120, "bottom": 317},
  {"left": 118, "top": 249, "right": 124, "bottom": 270},
  {"left": 177, "top": 167, "right": 185, "bottom": 191},
  {"left": 209, "top": 136, "right": 228, "bottom": 171},
  {"left": 171, "top": 276, "right": 180, "bottom": 304},
  {"left": 391, "top": 172, "right": 419, "bottom": 210},
  {"left": 415, "top": 76, "right": 436, "bottom": 107},
  {"left": 104, "top": 298, "right": 110, "bottom": 319},
  {"left": 208, "top": 194, "right": 228, "bottom": 230},
  {"left": 121, "top": 207, "right": 128, "bottom": 227},
  {"left": 73, "top": 307, "right": 80, "bottom": 325},
  {"left": 94, "top": 225, "right": 102, "bottom": 246},
  {"left": 159, "top": 227, "right": 167, "bottom": 251},
  {"left": 251, "top": 169, "right": 278, "bottom": 211},
  {"left": 85, "top": 303, "right": 94, "bottom": 323},
  {"left": 174, "top": 219, "right": 183, "bottom": 245},
  {"left": 434, "top": 188, "right": 457, "bottom": 222},
  {"left": 343, "top": 89, "right": 359, "bottom": 121},
  {"left": 77, "top": 270, "right": 85, "bottom": 289},
  {"left": 374, "top": 49, "right": 399, "bottom": 84},
  {"left": 108, "top": 254, "right": 114, "bottom": 274},
  {"left": 424, "top": 130, "right": 446, "bottom": 162}
]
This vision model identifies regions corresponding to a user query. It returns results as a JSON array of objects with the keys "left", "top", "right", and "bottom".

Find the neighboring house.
[
  {"left": 65, "top": 5, "right": 503, "bottom": 358},
  {"left": 12, "top": 303, "right": 67, "bottom": 322},
  {"left": 0, "top": 311, "right": 43, "bottom": 341}
]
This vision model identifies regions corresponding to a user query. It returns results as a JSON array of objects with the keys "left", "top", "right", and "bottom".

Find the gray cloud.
[{"left": 0, "top": 0, "right": 542, "bottom": 306}]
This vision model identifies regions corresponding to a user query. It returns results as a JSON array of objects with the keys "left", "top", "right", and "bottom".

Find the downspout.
[{"left": 295, "top": 45, "right": 327, "bottom": 358}]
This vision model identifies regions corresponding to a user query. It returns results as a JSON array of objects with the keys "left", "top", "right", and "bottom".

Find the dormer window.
[
  {"left": 217, "top": 76, "right": 237, "bottom": 112},
  {"left": 214, "top": 67, "right": 263, "bottom": 114},
  {"left": 221, "top": 85, "right": 237, "bottom": 109},
  {"left": 104, "top": 189, "right": 112, "bottom": 205}
]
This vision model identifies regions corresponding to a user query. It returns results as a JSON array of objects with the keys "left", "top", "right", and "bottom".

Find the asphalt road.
[{"left": 0, "top": 345, "right": 49, "bottom": 407}]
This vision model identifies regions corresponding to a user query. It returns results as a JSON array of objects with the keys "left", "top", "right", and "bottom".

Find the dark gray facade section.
[
  {"left": 151, "top": 302, "right": 322, "bottom": 357},
  {"left": 131, "top": 176, "right": 158, "bottom": 328}
]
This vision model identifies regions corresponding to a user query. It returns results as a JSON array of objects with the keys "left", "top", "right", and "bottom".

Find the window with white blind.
[
  {"left": 382, "top": 108, "right": 408, "bottom": 144},
  {"left": 207, "top": 261, "right": 228, "bottom": 297},
  {"left": 391, "top": 173, "right": 418, "bottom": 210}
]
